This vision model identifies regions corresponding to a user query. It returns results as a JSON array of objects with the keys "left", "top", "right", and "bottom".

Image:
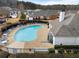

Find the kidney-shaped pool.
[{"left": 14, "top": 25, "right": 43, "bottom": 42}]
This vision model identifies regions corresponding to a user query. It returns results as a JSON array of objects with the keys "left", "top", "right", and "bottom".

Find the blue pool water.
[{"left": 14, "top": 25, "right": 42, "bottom": 42}]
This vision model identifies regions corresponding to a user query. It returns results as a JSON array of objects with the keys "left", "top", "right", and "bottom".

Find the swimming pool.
[{"left": 14, "top": 25, "right": 42, "bottom": 42}]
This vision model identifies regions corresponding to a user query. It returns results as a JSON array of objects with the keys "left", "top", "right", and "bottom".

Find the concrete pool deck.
[{"left": 6, "top": 24, "right": 53, "bottom": 49}]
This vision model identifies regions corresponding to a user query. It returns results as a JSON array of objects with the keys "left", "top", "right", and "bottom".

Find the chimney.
[{"left": 59, "top": 9, "right": 65, "bottom": 22}]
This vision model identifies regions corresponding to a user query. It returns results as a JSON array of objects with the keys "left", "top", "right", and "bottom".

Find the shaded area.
[{"left": 0, "top": 49, "right": 9, "bottom": 58}]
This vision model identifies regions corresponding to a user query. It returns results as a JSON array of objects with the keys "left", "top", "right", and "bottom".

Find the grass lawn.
[{"left": 6, "top": 18, "right": 19, "bottom": 24}]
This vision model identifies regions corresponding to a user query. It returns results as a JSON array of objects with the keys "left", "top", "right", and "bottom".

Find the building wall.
[
  {"left": 49, "top": 14, "right": 59, "bottom": 20},
  {"left": 54, "top": 37, "right": 79, "bottom": 45}
]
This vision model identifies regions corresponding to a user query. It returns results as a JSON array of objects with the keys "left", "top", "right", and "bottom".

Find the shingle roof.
[
  {"left": 56, "top": 14, "right": 79, "bottom": 37},
  {"left": 28, "top": 10, "right": 59, "bottom": 17}
]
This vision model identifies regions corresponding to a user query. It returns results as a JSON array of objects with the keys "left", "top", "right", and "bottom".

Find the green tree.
[{"left": 20, "top": 12, "right": 26, "bottom": 20}]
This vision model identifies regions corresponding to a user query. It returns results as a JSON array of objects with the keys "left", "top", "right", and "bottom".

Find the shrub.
[
  {"left": 58, "top": 48, "right": 64, "bottom": 54},
  {"left": 48, "top": 48, "right": 55, "bottom": 53},
  {"left": 55, "top": 45, "right": 79, "bottom": 49},
  {"left": 66, "top": 49, "right": 71, "bottom": 54},
  {"left": 73, "top": 50, "right": 78, "bottom": 54}
]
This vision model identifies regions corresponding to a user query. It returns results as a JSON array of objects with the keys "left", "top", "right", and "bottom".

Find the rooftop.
[
  {"left": 50, "top": 10, "right": 79, "bottom": 37},
  {"left": 28, "top": 10, "right": 59, "bottom": 17}
]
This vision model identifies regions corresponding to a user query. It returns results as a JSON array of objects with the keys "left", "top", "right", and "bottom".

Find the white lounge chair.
[{"left": 1, "top": 40, "right": 7, "bottom": 44}]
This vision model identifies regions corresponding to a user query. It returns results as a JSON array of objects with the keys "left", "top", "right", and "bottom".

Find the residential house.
[
  {"left": 27, "top": 10, "right": 59, "bottom": 20},
  {"left": 49, "top": 11, "right": 79, "bottom": 46}
]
